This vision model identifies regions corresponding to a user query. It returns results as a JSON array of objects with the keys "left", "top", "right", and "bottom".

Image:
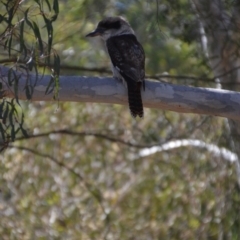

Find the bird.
[{"left": 86, "top": 16, "right": 145, "bottom": 118}]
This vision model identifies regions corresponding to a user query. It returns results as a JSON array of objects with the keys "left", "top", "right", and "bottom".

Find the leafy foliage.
[{"left": 0, "top": 0, "right": 60, "bottom": 150}]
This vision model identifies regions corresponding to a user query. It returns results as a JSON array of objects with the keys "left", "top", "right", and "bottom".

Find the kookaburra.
[{"left": 86, "top": 16, "right": 145, "bottom": 118}]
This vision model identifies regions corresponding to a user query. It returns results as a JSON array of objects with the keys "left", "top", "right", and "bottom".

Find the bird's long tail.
[{"left": 126, "top": 81, "right": 144, "bottom": 118}]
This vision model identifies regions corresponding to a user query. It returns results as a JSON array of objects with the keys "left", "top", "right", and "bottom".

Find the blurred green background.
[{"left": 0, "top": 0, "right": 239, "bottom": 239}]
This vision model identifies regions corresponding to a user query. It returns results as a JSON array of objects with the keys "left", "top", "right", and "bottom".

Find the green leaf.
[
  {"left": 45, "top": 54, "right": 60, "bottom": 96},
  {"left": 32, "top": 21, "right": 44, "bottom": 56},
  {"left": 20, "top": 127, "right": 28, "bottom": 138},
  {"left": 53, "top": 54, "right": 60, "bottom": 99},
  {"left": 54, "top": 53, "right": 60, "bottom": 75},
  {"left": 4, "top": 38, "right": 8, "bottom": 49},
  {"left": 25, "top": 85, "right": 33, "bottom": 100},
  {"left": 33, "top": 0, "right": 40, "bottom": 7},
  {"left": 45, "top": 76, "right": 55, "bottom": 95},
  {"left": 45, "top": 0, "right": 52, "bottom": 11},
  {"left": 19, "top": 113, "right": 28, "bottom": 138},
  {"left": 10, "top": 124, "right": 15, "bottom": 142},
  {"left": 25, "top": 8, "right": 33, "bottom": 29},
  {"left": 19, "top": 20, "right": 27, "bottom": 59},
  {"left": 8, "top": 34, "right": 12, "bottom": 57},
  {"left": 47, "top": 0, "right": 59, "bottom": 22},
  {"left": 0, "top": 100, "right": 5, "bottom": 119},
  {"left": 25, "top": 9, "right": 44, "bottom": 56},
  {"left": 53, "top": 0, "right": 59, "bottom": 16},
  {"left": 10, "top": 99, "right": 18, "bottom": 116},
  {"left": 42, "top": 15, "right": 53, "bottom": 64},
  {"left": 53, "top": 75, "right": 59, "bottom": 100},
  {"left": 0, "top": 14, "right": 7, "bottom": 24},
  {"left": 0, "top": 123, "right": 6, "bottom": 143},
  {"left": 13, "top": 72, "right": 19, "bottom": 105},
  {"left": 3, "top": 104, "right": 9, "bottom": 124},
  {"left": 9, "top": 107, "right": 14, "bottom": 126}
]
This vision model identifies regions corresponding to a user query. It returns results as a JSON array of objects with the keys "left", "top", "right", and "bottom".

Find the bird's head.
[{"left": 85, "top": 16, "right": 134, "bottom": 40}]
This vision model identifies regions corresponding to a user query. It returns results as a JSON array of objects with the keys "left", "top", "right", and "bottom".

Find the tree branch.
[
  {"left": 1, "top": 65, "right": 240, "bottom": 121},
  {"left": 14, "top": 129, "right": 152, "bottom": 148}
]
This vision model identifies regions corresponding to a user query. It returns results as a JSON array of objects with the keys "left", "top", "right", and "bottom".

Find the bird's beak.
[{"left": 85, "top": 28, "right": 104, "bottom": 37}]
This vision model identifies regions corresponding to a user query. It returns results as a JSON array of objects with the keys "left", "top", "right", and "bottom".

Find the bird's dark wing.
[
  {"left": 106, "top": 34, "right": 145, "bottom": 117},
  {"left": 106, "top": 34, "right": 145, "bottom": 85}
]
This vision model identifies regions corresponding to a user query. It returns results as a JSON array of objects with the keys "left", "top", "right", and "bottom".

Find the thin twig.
[
  {"left": 14, "top": 129, "right": 160, "bottom": 148},
  {"left": 8, "top": 145, "right": 108, "bottom": 216}
]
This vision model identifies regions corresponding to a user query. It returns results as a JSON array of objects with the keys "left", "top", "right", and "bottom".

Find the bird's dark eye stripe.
[{"left": 98, "top": 20, "right": 121, "bottom": 30}]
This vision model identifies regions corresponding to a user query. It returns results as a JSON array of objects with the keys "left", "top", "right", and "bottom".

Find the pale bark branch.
[{"left": 1, "top": 65, "right": 240, "bottom": 121}]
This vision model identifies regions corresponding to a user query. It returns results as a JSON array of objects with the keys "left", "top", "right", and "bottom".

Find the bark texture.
[{"left": 0, "top": 65, "right": 240, "bottom": 121}]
